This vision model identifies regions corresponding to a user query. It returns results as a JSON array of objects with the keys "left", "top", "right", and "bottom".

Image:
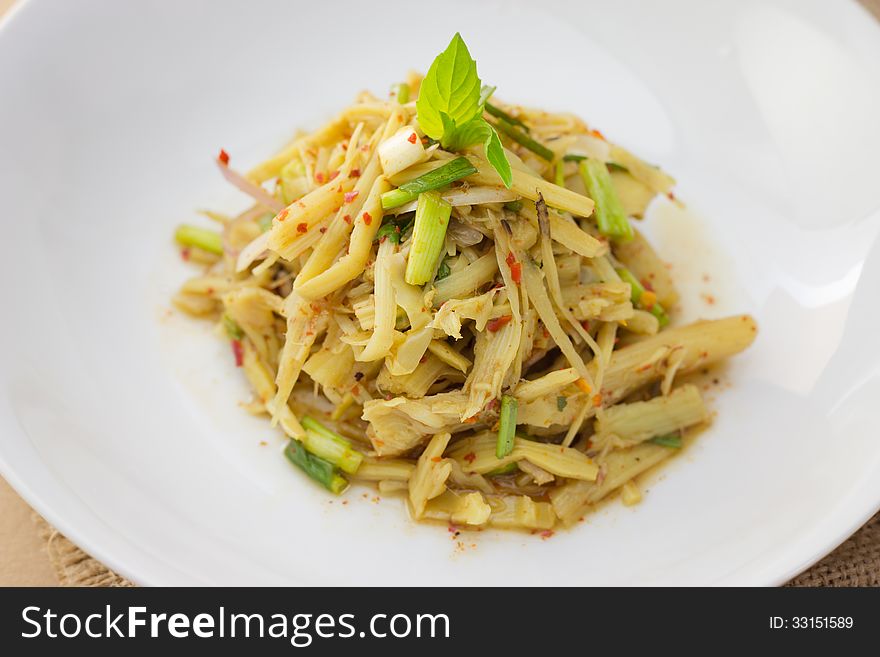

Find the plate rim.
[{"left": 1, "top": 0, "right": 880, "bottom": 587}]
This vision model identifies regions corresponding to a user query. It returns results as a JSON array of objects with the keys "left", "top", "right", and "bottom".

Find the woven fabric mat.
[{"left": 31, "top": 511, "right": 880, "bottom": 587}]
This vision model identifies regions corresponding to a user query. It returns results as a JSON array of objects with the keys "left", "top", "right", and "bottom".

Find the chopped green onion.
[
  {"left": 648, "top": 433, "right": 682, "bottom": 448},
  {"left": 256, "top": 212, "right": 275, "bottom": 233},
  {"left": 405, "top": 191, "right": 452, "bottom": 286},
  {"left": 564, "top": 155, "right": 628, "bottom": 171},
  {"left": 487, "top": 461, "right": 519, "bottom": 476},
  {"left": 375, "top": 217, "right": 403, "bottom": 243},
  {"left": 493, "top": 118, "right": 554, "bottom": 161},
  {"left": 485, "top": 102, "right": 529, "bottom": 132},
  {"left": 300, "top": 416, "right": 364, "bottom": 474},
  {"left": 381, "top": 157, "right": 477, "bottom": 209},
  {"left": 554, "top": 159, "right": 566, "bottom": 187},
  {"left": 578, "top": 159, "right": 633, "bottom": 241},
  {"left": 222, "top": 314, "right": 244, "bottom": 340},
  {"left": 436, "top": 259, "right": 451, "bottom": 280},
  {"left": 556, "top": 396, "right": 568, "bottom": 411},
  {"left": 285, "top": 440, "right": 348, "bottom": 494},
  {"left": 391, "top": 82, "right": 410, "bottom": 104},
  {"left": 175, "top": 224, "right": 223, "bottom": 255},
  {"left": 503, "top": 199, "right": 523, "bottom": 213},
  {"left": 495, "top": 394, "right": 518, "bottom": 459},
  {"left": 615, "top": 267, "right": 670, "bottom": 327},
  {"left": 375, "top": 213, "right": 414, "bottom": 244}
]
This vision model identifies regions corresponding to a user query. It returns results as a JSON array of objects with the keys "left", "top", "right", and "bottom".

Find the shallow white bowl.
[{"left": 1, "top": 0, "right": 880, "bottom": 586}]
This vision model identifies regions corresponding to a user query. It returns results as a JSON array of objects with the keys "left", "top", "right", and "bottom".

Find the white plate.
[{"left": 2, "top": 0, "right": 880, "bottom": 586}]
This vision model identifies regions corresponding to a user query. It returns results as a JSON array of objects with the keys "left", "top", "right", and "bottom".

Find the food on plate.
[{"left": 171, "top": 33, "right": 756, "bottom": 531}]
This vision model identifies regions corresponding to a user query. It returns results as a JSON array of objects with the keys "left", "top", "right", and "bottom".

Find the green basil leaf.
[
  {"left": 439, "top": 111, "right": 458, "bottom": 147},
  {"left": 444, "top": 116, "right": 487, "bottom": 151},
  {"left": 416, "top": 33, "right": 482, "bottom": 141},
  {"left": 482, "top": 121, "right": 512, "bottom": 188},
  {"left": 442, "top": 118, "right": 512, "bottom": 189}
]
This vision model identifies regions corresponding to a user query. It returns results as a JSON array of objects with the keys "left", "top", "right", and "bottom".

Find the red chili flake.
[
  {"left": 276, "top": 209, "right": 289, "bottom": 223},
  {"left": 329, "top": 170, "right": 339, "bottom": 181},
  {"left": 509, "top": 261, "right": 522, "bottom": 284},
  {"left": 407, "top": 132, "right": 418, "bottom": 144},
  {"left": 667, "top": 191, "right": 677, "bottom": 201},
  {"left": 180, "top": 247, "right": 191, "bottom": 261},
  {"left": 463, "top": 452, "right": 476, "bottom": 464},
  {"left": 505, "top": 252, "right": 522, "bottom": 284},
  {"left": 362, "top": 212, "right": 372, "bottom": 225},
  {"left": 351, "top": 384, "right": 360, "bottom": 395},
  {"left": 344, "top": 190, "right": 359, "bottom": 204},
  {"left": 296, "top": 222, "right": 308, "bottom": 233},
  {"left": 218, "top": 149, "right": 230, "bottom": 165},
  {"left": 431, "top": 456, "right": 442, "bottom": 463},
  {"left": 540, "top": 530, "right": 555, "bottom": 540},
  {"left": 349, "top": 168, "right": 361, "bottom": 178},
  {"left": 487, "top": 315, "right": 513, "bottom": 332},
  {"left": 342, "top": 143, "right": 348, "bottom": 151},
  {"left": 463, "top": 416, "right": 478, "bottom": 425},
  {"left": 581, "top": 320, "right": 591, "bottom": 332},
  {"left": 343, "top": 214, "right": 352, "bottom": 224},
  {"left": 592, "top": 393, "right": 603, "bottom": 407},
  {"left": 231, "top": 340, "right": 244, "bottom": 367},
  {"left": 419, "top": 355, "right": 427, "bottom": 363},
  {"left": 641, "top": 278, "right": 655, "bottom": 292},
  {"left": 589, "top": 129, "right": 606, "bottom": 141},
  {"left": 315, "top": 172, "right": 325, "bottom": 184},
  {"left": 319, "top": 227, "right": 327, "bottom": 233}
]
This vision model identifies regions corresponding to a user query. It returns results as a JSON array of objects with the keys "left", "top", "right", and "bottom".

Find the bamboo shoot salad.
[{"left": 172, "top": 34, "right": 757, "bottom": 531}]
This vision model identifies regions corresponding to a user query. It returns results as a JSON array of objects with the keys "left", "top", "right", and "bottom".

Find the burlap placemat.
[{"left": 30, "top": 511, "right": 880, "bottom": 587}]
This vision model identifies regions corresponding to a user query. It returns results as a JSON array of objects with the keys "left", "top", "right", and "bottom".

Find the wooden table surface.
[{"left": 1, "top": 0, "right": 879, "bottom": 587}]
